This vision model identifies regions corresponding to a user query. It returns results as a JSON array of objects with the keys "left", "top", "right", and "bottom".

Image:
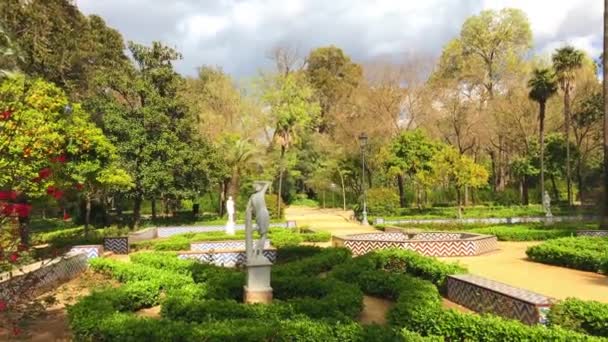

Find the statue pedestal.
[
  {"left": 225, "top": 220, "right": 235, "bottom": 235},
  {"left": 243, "top": 257, "right": 272, "bottom": 304}
]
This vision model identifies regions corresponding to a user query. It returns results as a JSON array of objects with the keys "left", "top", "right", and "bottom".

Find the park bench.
[{"left": 446, "top": 274, "right": 554, "bottom": 325}]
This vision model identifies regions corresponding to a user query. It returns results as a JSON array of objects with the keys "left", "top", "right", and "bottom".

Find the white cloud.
[{"left": 76, "top": 0, "right": 603, "bottom": 77}]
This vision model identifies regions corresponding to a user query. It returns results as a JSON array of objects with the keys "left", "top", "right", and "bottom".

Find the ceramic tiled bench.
[{"left": 447, "top": 274, "right": 554, "bottom": 325}]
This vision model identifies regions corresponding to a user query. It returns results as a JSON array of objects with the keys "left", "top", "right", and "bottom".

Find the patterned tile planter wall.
[
  {"left": 378, "top": 215, "right": 598, "bottom": 226},
  {"left": 333, "top": 232, "right": 498, "bottom": 257},
  {"left": 104, "top": 237, "right": 129, "bottom": 254},
  {"left": 576, "top": 230, "right": 608, "bottom": 237},
  {"left": 70, "top": 245, "right": 104, "bottom": 259},
  {"left": 157, "top": 222, "right": 293, "bottom": 238},
  {"left": 0, "top": 252, "right": 88, "bottom": 304},
  {"left": 178, "top": 249, "right": 277, "bottom": 267},
  {"left": 447, "top": 274, "right": 554, "bottom": 325},
  {"left": 191, "top": 240, "right": 271, "bottom": 252}
]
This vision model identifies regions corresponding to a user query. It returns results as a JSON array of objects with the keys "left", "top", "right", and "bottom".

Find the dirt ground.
[
  {"left": 285, "top": 206, "right": 377, "bottom": 235},
  {"left": 358, "top": 296, "right": 471, "bottom": 325},
  {"left": 441, "top": 241, "right": 608, "bottom": 303}
]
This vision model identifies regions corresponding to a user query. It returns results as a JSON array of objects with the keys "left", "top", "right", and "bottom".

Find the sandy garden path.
[
  {"left": 285, "top": 206, "right": 377, "bottom": 236},
  {"left": 441, "top": 241, "right": 608, "bottom": 303}
]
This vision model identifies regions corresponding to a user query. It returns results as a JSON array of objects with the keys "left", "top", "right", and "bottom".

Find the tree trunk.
[
  {"left": 602, "top": 0, "right": 608, "bottom": 228},
  {"left": 489, "top": 150, "right": 497, "bottom": 192},
  {"left": 151, "top": 197, "right": 157, "bottom": 220},
  {"left": 519, "top": 179, "right": 524, "bottom": 205},
  {"left": 456, "top": 188, "right": 463, "bottom": 219},
  {"left": 339, "top": 171, "right": 346, "bottom": 211},
  {"left": 523, "top": 175, "right": 529, "bottom": 205},
  {"left": 397, "top": 174, "right": 406, "bottom": 208},
  {"left": 218, "top": 182, "right": 225, "bottom": 217},
  {"left": 85, "top": 193, "right": 92, "bottom": 236},
  {"left": 228, "top": 167, "right": 240, "bottom": 197},
  {"left": 539, "top": 101, "right": 546, "bottom": 204},
  {"left": 576, "top": 159, "right": 584, "bottom": 204},
  {"left": 464, "top": 185, "right": 469, "bottom": 206},
  {"left": 277, "top": 145, "right": 286, "bottom": 217},
  {"left": 133, "top": 193, "right": 142, "bottom": 228},
  {"left": 551, "top": 174, "right": 559, "bottom": 201},
  {"left": 564, "top": 87, "right": 573, "bottom": 206}
]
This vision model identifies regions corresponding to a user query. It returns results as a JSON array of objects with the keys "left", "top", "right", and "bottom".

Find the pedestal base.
[
  {"left": 244, "top": 258, "right": 273, "bottom": 304},
  {"left": 243, "top": 286, "right": 273, "bottom": 304},
  {"left": 225, "top": 220, "right": 235, "bottom": 235}
]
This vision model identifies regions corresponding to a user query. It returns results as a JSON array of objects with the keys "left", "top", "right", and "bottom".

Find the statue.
[
  {"left": 543, "top": 191, "right": 552, "bottom": 217},
  {"left": 245, "top": 181, "right": 270, "bottom": 261},
  {"left": 225, "top": 196, "right": 236, "bottom": 235},
  {"left": 243, "top": 180, "right": 273, "bottom": 304}
]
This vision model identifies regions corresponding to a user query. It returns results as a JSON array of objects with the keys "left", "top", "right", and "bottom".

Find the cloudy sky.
[{"left": 76, "top": 0, "right": 603, "bottom": 78}]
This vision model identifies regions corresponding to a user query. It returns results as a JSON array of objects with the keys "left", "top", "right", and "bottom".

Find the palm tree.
[
  {"left": 552, "top": 46, "right": 584, "bottom": 205},
  {"left": 528, "top": 68, "right": 558, "bottom": 205}
]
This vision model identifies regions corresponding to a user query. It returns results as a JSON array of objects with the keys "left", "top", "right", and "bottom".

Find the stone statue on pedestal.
[
  {"left": 225, "top": 196, "right": 236, "bottom": 235},
  {"left": 245, "top": 181, "right": 270, "bottom": 262},
  {"left": 543, "top": 191, "right": 552, "bottom": 218},
  {"left": 243, "top": 181, "right": 273, "bottom": 304}
]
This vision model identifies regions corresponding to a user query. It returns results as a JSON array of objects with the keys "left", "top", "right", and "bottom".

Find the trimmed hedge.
[
  {"left": 548, "top": 298, "right": 608, "bottom": 337},
  {"left": 468, "top": 226, "right": 575, "bottom": 241},
  {"left": 526, "top": 237, "right": 608, "bottom": 272},
  {"left": 370, "top": 249, "right": 467, "bottom": 288},
  {"left": 332, "top": 250, "right": 604, "bottom": 341}
]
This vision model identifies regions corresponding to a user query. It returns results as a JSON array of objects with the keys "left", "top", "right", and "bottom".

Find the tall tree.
[
  {"left": 552, "top": 46, "right": 584, "bottom": 205},
  {"left": 0, "top": 0, "right": 129, "bottom": 99},
  {"left": 305, "top": 46, "right": 362, "bottom": 133},
  {"left": 95, "top": 42, "right": 215, "bottom": 226},
  {"left": 263, "top": 73, "right": 320, "bottom": 214},
  {"left": 528, "top": 68, "right": 558, "bottom": 204}
]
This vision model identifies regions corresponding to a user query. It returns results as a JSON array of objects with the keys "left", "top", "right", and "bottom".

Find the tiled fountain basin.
[
  {"left": 332, "top": 232, "right": 497, "bottom": 257},
  {"left": 179, "top": 240, "right": 276, "bottom": 267}
]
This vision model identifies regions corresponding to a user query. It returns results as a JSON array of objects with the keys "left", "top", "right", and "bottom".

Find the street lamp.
[{"left": 358, "top": 132, "right": 369, "bottom": 226}]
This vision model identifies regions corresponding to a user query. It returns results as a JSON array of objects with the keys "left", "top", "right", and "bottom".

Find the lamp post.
[{"left": 359, "top": 132, "right": 369, "bottom": 226}]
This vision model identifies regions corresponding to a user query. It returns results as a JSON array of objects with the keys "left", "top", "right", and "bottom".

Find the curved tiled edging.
[
  {"left": 157, "top": 221, "right": 296, "bottom": 238},
  {"left": 190, "top": 240, "right": 271, "bottom": 252},
  {"left": 332, "top": 232, "right": 498, "bottom": 257},
  {"left": 178, "top": 248, "right": 277, "bottom": 267},
  {"left": 70, "top": 245, "right": 104, "bottom": 259},
  {"left": 375, "top": 215, "right": 598, "bottom": 226},
  {"left": 0, "top": 252, "right": 88, "bottom": 304},
  {"left": 447, "top": 274, "right": 555, "bottom": 325},
  {"left": 576, "top": 230, "right": 608, "bottom": 237}
]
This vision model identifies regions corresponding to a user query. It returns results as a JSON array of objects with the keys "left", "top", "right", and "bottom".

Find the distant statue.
[
  {"left": 543, "top": 191, "right": 552, "bottom": 217},
  {"left": 245, "top": 181, "right": 271, "bottom": 262},
  {"left": 225, "top": 196, "right": 236, "bottom": 235}
]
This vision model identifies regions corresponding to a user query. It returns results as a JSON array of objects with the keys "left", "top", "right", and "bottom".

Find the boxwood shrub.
[
  {"left": 548, "top": 298, "right": 608, "bottom": 337},
  {"left": 526, "top": 237, "right": 608, "bottom": 272}
]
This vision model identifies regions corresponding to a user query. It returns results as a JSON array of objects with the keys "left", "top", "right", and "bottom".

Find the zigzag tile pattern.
[
  {"left": 157, "top": 222, "right": 290, "bottom": 238},
  {"left": 0, "top": 252, "right": 87, "bottom": 304},
  {"left": 104, "top": 237, "right": 129, "bottom": 254},
  {"left": 190, "top": 240, "right": 271, "bottom": 252},
  {"left": 178, "top": 250, "right": 277, "bottom": 267},
  {"left": 447, "top": 275, "right": 554, "bottom": 325},
  {"left": 70, "top": 245, "right": 103, "bottom": 259},
  {"left": 576, "top": 230, "right": 608, "bottom": 237},
  {"left": 340, "top": 232, "right": 498, "bottom": 256}
]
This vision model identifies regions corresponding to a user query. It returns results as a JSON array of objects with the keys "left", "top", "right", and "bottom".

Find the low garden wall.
[
  {"left": 0, "top": 252, "right": 88, "bottom": 304},
  {"left": 447, "top": 274, "right": 554, "bottom": 325},
  {"left": 375, "top": 215, "right": 598, "bottom": 226},
  {"left": 178, "top": 248, "right": 277, "bottom": 267},
  {"left": 70, "top": 245, "right": 104, "bottom": 259},
  {"left": 190, "top": 240, "right": 271, "bottom": 252},
  {"left": 332, "top": 232, "right": 497, "bottom": 257},
  {"left": 576, "top": 230, "right": 608, "bottom": 237},
  {"left": 157, "top": 221, "right": 295, "bottom": 238}
]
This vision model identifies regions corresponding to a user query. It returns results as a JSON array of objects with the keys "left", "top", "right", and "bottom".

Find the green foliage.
[
  {"left": 526, "top": 237, "right": 608, "bottom": 272},
  {"left": 528, "top": 67, "right": 558, "bottom": 105},
  {"left": 548, "top": 298, "right": 608, "bottom": 337},
  {"left": 264, "top": 194, "right": 285, "bottom": 219},
  {"left": 301, "top": 230, "right": 331, "bottom": 242},
  {"left": 365, "top": 187, "right": 400, "bottom": 216},
  {"left": 467, "top": 226, "right": 576, "bottom": 241}
]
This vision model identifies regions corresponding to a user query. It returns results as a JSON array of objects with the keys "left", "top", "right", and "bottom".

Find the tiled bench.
[
  {"left": 178, "top": 248, "right": 277, "bottom": 267},
  {"left": 190, "top": 240, "right": 271, "bottom": 252},
  {"left": 447, "top": 274, "right": 554, "bottom": 325},
  {"left": 577, "top": 230, "right": 608, "bottom": 237},
  {"left": 70, "top": 245, "right": 104, "bottom": 259}
]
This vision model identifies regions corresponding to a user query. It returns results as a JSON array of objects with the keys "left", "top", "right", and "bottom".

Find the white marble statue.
[
  {"left": 543, "top": 191, "right": 552, "bottom": 218},
  {"left": 225, "top": 196, "right": 236, "bottom": 235}
]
